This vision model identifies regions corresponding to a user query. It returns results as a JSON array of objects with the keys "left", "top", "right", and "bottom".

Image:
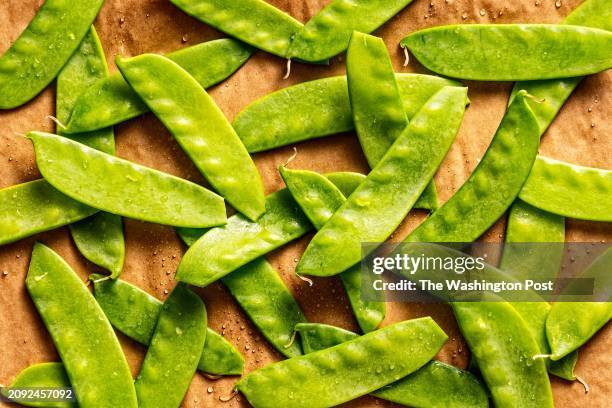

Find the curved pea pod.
[
  {"left": 401, "top": 24, "right": 612, "bottom": 81},
  {"left": 2, "top": 363, "right": 74, "bottom": 408},
  {"left": 406, "top": 91, "right": 540, "bottom": 243},
  {"left": 237, "top": 317, "right": 448, "bottom": 408},
  {"left": 169, "top": 0, "right": 301, "bottom": 57},
  {"left": 297, "top": 86, "right": 467, "bottom": 277},
  {"left": 280, "top": 167, "right": 385, "bottom": 333},
  {"left": 57, "top": 27, "right": 125, "bottom": 278},
  {"left": 221, "top": 258, "right": 307, "bottom": 357},
  {"left": 296, "top": 322, "right": 487, "bottom": 407},
  {"left": 0, "top": 0, "right": 105, "bottom": 109},
  {"left": 135, "top": 283, "right": 207, "bottom": 408},
  {"left": 565, "top": 0, "right": 612, "bottom": 31},
  {"left": 346, "top": 32, "right": 437, "bottom": 210},
  {"left": 116, "top": 54, "right": 265, "bottom": 220},
  {"left": 0, "top": 180, "right": 97, "bottom": 246},
  {"left": 26, "top": 243, "right": 137, "bottom": 408},
  {"left": 64, "top": 39, "right": 254, "bottom": 133},
  {"left": 549, "top": 351, "right": 579, "bottom": 381},
  {"left": 453, "top": 301, "right": 553, "bottom": 408},
  {"left": 518, "top": 156, "right": 612, "bottom": 222},
  {"left": 233, "top": 74, "right": 461, "bottom": 154},
  {"left": 176, "top": 189, "right": 311, "bottom": 287},
  {"left": 28, "top": 132, "right": 226, "bottom": 228},
  {"left": 287, "top": 0, "right": 414, "bottom": 62},
  {"left": 92, "top": 275, "right": 244, "bottom": 375},
  {"left": 546, "top": 248, "right": 612, "bottom": 360}
]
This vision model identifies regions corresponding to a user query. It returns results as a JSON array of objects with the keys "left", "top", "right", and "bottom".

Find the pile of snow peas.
[{"left": 1, "top": 0, "right": 611, "bottom": 407}]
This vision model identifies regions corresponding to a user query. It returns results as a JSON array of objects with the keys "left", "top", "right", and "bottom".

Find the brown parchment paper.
[{"left": 1, "top": 0, "right": 610, "bottom": 407}]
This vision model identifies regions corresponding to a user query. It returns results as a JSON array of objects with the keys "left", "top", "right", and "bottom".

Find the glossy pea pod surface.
[
  {"left": 57, "top": 27, "right": 125, "bottom": 278},
  {"left": 237, "top": 317, "right": 447, "bottom": 408},
  {"left": 25, "top": 243, "right": 137, "bottom": 408},
  {"left": 288, "top": 0, "right": 415, "bottom": 62},
  {"left": 117, "top": 54, "right": 265, "bottom": 220},
  {"left": 221, "top": 258, "right": 307, "bottom": 357},
  {"left": 406, "top": 92, "right": 540, "bottom": 243},
  {"left": 401, "top": 24, "right": 612, "bottom": 81},
  {"left": 346, "top": 31, "right": 437, "bottom": 210},
  {"left": 0, "top": 180, "right": 96, "bottom": 246},
  {"left": 28, "top": 132, "right": 226, "bottom": 228},
  {"left": 295, "top": 322, "right": 488, "bottom": 408},
  {"left": 297, "top": 86, "right": 468, "bottom": 277},
  {"left": 3, "top": 363, "right": 74, "bottom": 408},
  {"left": 135, "top": 283, "right": 207, "bottom": 408},
  {"left": 64, "top": 39, "right": 254, "bottom": 133},
  {"left": 92, "top": 275, "right": 244, "bottom": 375},
  {"left": 280, "top": 167, "right": 385, "bottom": 333},
  {"left": 0, "top": 0, "right": 105, "bottom": 109},
  {"left": 176, "top": 189, "right": 311, "bottom": 287},
  {"left": 169, "top": 0, "right": 302, "bottom": 57},
  {"left": 453, "top": 301, "right": 553, "bottom": 408},
  {"left": 518, "top": 156, "right": 612, "bottom": 222}
]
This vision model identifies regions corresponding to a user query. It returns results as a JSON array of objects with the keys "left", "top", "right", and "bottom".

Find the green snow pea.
[
  {"left": 346, "top": 31, "right": 437, "bottom": 210},
  {"left": 117, "top": 54, "right": 265, "bottom": 220},
  {"left": 57, "top": 27, "right": 125, "bottom": 278},
  {"left": 324, "top": 172, "right": 366, "bottom": 197},
  {"left": 221, "top": 258, "right": 307, "bottom": 358},
  {"left": 237, "top": 317, "right": 447, "bottom": 408},
  {"left": 28, "top": 132, "right": 226, "bottom": 228},
  {"left": 518, "top": 156, "right": 612, "bottom": 222},
  {"left": 176, "top": 189, "right": 311, "bottom": 287},
  {"left": 549, "top": 351, "right": 580, "bottom": 381},
  {"left": 546, "top": 248, "right": 612, "bottom": 360},
  {"left": 135, "top": 283, "right": 207, "bottom": 408},
  {"left": 297, "top": 86, "right": 467, "bottom": 276},
  {"left": 295, "top": 323, "right": 488, "bottom": 408},
  {"left": 169, "top": 0, "right": 302, "bottom": 57},
  {"left": 280, "top": 167, "right": 384, "bottom": 333},
  {"left": 287, "top": 0, "right": 415, "bottom": 62},
  {"left": 401, "top": 24, "right": 612, "bottom": 81},
  {"left": 0, "top": 0, "right": 105, "bottom": 109},
  {"left": 64, "top": 39, "right": 253, "bottom": 133},
  {"left": 0, "top": 180, "right": 96, "bottom": 246},
  {"left": 92, "top": 275, "right": 244, "bottom": 375},
  {"left": 233, "top": 74, "right": 461, "bottom": 155},
  {"left": 406, "top": 91, "right": 540, "bottom": 243},
  {"left": 2, "top": 363, "right": 73, "bottom": 408},
  {"left": 453, "top": 301, "right": 553, "bottom": 408},
  {"left": 26, "top": 243, "right": 137, "bottom": 408}
]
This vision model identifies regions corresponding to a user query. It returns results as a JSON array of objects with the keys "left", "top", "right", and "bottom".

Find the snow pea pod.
[
  {"left": 28, "top": 132, "right": 226, "bottom": 228},
  {"left": 64, "top": 39, "right": 254, "bottom": 134},
  {"left": 2, "top": 363, "right": 73, "bottom": 408},
  {"left": 169, "top": 0, "right": 302, "bottom": 57},
  {"left": 237, "top": 317, "right": 447, "bottom": 408},
  {"left": 221, "top": 258, "right": 307, "bottom": 357},
  {"left": 0, "top": 0, "right": 105, "bottom": 109},
  {"left": 288, "top": 0, "right": 415, "bottom": 62},
  {"left": 57, "top": 27, "right": 125, "bottom": 278},
  {"left": 546, "top": 249, "right": 612, "bottom": 360},
  {"left": 518, "top": 156, "right": 612, "bottom": 222},
  {"left": 406, "top": 91, "right": 540, "bottom": 243},
  {"left": 0, "top": 180, "right": 96, "bottom": 246},
  {"left": 92, "top": 275, "right": 244, "bottom": 375},
  {"left": 296, "top": 323, "right": 488, "bottom": 408},
  {"left": 26, "top": 243, "right": 137, "bottom": 408},
  {"left": 401, "top": 24, "right": 612, "bottom": 81},
  {"left": 280, "top": 167, "right": 384, "bottom": 333},
  {"left": 453, "top": 301, "right": 553, "bottom": 408},
  {"left": 233, "top": 74, "right": 461, "bottom": 154},
  {"left": 135, "top": 283, "right": 207, "bottom": 408},
  {"left": 346, "top": 31, "right": 437, "bottom": 210},
  {"left": 176, "top": 189, "right": 311, "bottom": 287},
  {"left": 117, "top": 54, "right": 265, "bottom": 221},
  {"left": 297, "top": 86, "right": 467, "bottom": 277}
]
